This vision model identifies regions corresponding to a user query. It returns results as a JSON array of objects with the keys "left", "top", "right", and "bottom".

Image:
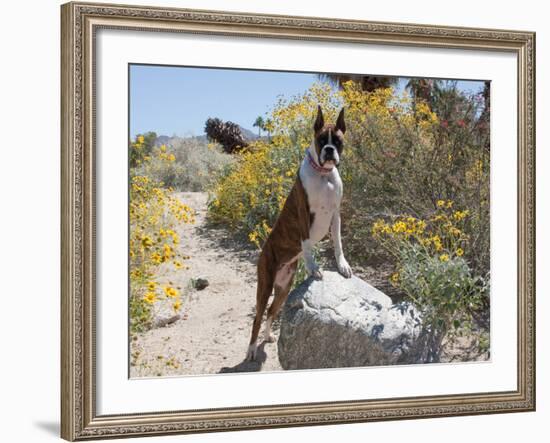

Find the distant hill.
[{"left": 239, "top": 126, "right": 259, "bottom": 141}]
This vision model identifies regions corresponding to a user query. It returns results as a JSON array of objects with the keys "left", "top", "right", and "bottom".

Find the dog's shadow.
[{"left": 218, "top": 342, "right": 269, "bottom": 373}]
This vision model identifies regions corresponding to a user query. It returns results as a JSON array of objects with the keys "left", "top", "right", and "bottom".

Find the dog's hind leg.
[
  {"left": 246, "top": 254, "right": 275, "bottom": 361},
  {"left": 264, "top": 261, "right": 298, "bottom": 343}
]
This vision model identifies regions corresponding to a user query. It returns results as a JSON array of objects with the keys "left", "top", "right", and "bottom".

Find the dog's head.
[{"left": 313, "top": 106, "right": 346, "bottom": 168}]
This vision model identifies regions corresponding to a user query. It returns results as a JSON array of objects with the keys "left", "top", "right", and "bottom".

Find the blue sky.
[{"left": 129, "top": 64, "right": 485, "bottom": 137}]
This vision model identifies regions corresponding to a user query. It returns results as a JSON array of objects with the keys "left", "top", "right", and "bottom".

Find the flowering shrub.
[
  {"left": 371, "top": 200, "right": 469, "bottom": 264},
  {"left": 129, "top": 137, "right": 195, "bottom": 332},
  {"left": 371, "top": 201, "right": 488, "bottom": 356},
  {"left": 129, "top": 132, "right": 157, "bottom": 168},
  {"left": 337, "top": 81, "right": 489, "bottom": 276},
  {"left": 208, "top": 141, "right": 293, "bottom": 246}
]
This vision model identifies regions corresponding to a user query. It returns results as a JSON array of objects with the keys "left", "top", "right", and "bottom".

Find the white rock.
[{"left": 278, "top": 271, "right": 430, "bottom": 369}]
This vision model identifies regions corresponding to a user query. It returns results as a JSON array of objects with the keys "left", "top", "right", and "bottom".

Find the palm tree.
[{"left": 253, "top": 116, "right": 265, "bottom": 137}]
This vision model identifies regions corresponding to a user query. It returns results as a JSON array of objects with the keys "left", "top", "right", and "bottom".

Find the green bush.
[{"left": 398, "top": 245, "right": 487, "bottom": 341}]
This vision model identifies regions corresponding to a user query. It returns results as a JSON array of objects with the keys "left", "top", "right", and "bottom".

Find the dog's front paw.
[{"left": 337, "top": 257, "right": 353, "bottom": 278}]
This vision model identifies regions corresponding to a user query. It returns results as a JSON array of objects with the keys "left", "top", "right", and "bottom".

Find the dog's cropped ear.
[
  {"left": 314, "top": 105, "right": 324, "bottom": 133},
  {"left": 336, "top": 108, "right": 346, "bottom": 134}
]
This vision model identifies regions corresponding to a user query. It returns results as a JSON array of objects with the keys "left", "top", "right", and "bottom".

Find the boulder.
[
  {"left": 278, "top": 271, "right": 427, "bottom": 370},
  {"left": 193, "top": 277, "right": 209, "bottom": 291}
]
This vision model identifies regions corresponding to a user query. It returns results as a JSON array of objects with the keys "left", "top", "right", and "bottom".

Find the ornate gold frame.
[{"left": 60, "top": 1, "right": 536, "bottom": 440}]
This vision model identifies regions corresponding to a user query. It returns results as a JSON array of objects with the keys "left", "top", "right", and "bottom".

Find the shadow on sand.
[{"left": 218, "top": 341, "right": 270, "bottom": 373}]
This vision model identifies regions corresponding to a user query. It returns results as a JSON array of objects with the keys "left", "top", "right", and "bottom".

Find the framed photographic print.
[{"left": 61, "top": 1, "right": 536, "bottom": 440}]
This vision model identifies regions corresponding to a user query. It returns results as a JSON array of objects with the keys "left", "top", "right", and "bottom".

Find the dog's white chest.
[{"left": 300, "top": 165, "right": 343, "bottom": 244}]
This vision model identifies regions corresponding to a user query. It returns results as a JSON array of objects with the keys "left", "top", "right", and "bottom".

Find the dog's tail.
[{"left": 246, "top": 246, "right": 275, "bottom": 359}]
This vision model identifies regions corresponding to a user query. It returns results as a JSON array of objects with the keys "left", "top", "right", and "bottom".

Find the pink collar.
[{"left": 307, "top": 151, "right": 334, "bottom": 175}]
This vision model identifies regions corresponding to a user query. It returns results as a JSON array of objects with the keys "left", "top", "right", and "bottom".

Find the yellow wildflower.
[
  {"left": 143, "top": 292, "right": 157, "bottom": 304},
  {"left": 141, "top": 235, "right": 153, "bottom": 248},
  {"left": 432, "top": 236, "right": 443, "bottom": 251},
  {"left": 163, "top": 244, "right": 173, "bottom": 259},
  {"left": 164, "top": 286, "right": 178, "bottom": 298},
  {"left": 453, "top": 210, "right": 470, "bottom": 221},
  {"left": 392, "top": 221, "right": 407, "bottom": 233},
  {"left": 372, "top": 220, "right": 388, "bottom": 236},
  {"left": 170, "top": 231, "right": 180, "bottom": 244},
  {"left": 390, "top": 272, "right": 400, "bottom": 286}
]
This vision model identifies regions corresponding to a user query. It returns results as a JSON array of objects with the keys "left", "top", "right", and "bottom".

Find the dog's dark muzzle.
[{"left": 321, "top": 146, "right": 338, "bottom": 164}]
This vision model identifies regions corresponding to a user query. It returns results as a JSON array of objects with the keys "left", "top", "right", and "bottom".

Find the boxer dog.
[{"left": 246, "top": 106, "right": 352, "bottom": 361}]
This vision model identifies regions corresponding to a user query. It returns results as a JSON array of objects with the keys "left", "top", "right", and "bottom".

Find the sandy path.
[{"left": 130, "top": 192, "right": 282, "bottom": 378}]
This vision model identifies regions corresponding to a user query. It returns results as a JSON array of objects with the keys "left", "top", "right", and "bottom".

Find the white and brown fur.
[{"left": 246, "top": 106, "right": 352, "bottom": 361}]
